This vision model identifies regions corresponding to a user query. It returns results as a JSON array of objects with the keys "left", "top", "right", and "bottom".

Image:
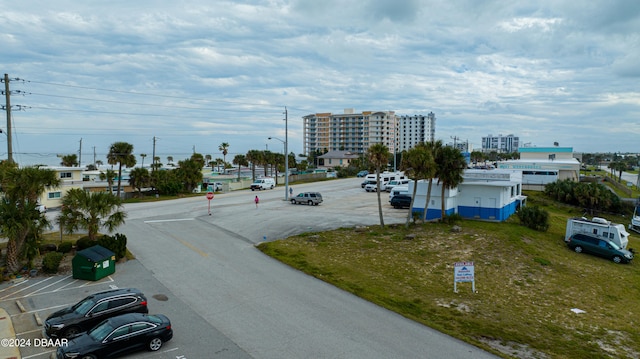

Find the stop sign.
[{"left": 206, "top": 192, "right": 214, "bottom": 200}]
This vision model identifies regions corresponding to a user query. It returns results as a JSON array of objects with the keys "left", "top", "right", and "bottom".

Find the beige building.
[
  {"left": 303, "top": 109, "right": 397, "bottom": 156},
  {"left": 40, "top": 166, "right": 85, "bottom": 209}
]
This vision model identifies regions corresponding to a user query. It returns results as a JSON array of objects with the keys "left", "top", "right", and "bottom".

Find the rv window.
[
  {"left": 603, "top": 231, "right": 608, "bottom": 237},
  {"left": 609, "top": 233, "right": 614, "bottom": 239},
  {"left": 592, "top": 229, "right": 598, "bottom": 235}
]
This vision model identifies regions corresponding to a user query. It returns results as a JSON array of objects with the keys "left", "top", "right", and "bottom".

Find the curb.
[{"left": 0, "top": 307, "right": 21, "bottom": 359}]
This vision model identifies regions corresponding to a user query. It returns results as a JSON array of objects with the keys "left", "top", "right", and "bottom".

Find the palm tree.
[
  {"left": 106, "top": 142, "right": 136, "bottom": 198},
  {"left": 233, "top": 154, "right": 248, "bottom": 181},
  {"left": 58, "top": 188, "right": 127, "bottom": 241},
  {"left": 140, "top": 153, "right": 147, "bottom": 168},
  {"left": 99, "top": 169, "right": 117, "bottom": 193},
  {"left": 368, "top": 143, "right": 390, "bottom": 228},
  {"left": 246, "top": 150, "right": 260, "bottom": 181},
  {"left": 436, "top": 146, "right": 467, "bottom": 220},
  {"left": 0, "top": 164, "right": 60, "bottom": 272},
  {"left": 167, "top": 156, "right": 174, "bottom": 166},
  {"left": 219, "top": 142, "right": 230, "bottom": 167},
  {"left": 129, "top": 167, "right": 150, "bottom": 194},
  {"left": 60, "top": 154, "right": 79, "bottom": 167},
  {"left": 422, "top": 140, "right": 443, "bottom": 221},
  {"left": 400, "top": 143, "right": 435, "bottom": 228},
  {"left": 205, "top": 154, "right": 213, "bottom": 170}
]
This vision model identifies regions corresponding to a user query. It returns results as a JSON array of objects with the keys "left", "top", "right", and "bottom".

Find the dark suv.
[
  {"left": 567, "top": 233, "right": 634, "bottom": 264},
  {"left": 390, "top": 194, "right": 412, "bottom": 209},
  {"left": 44, "top": 288, "right": 148, "bottom": 338}
]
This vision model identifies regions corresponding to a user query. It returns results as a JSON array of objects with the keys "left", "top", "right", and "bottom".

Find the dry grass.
[{"left": 258, "top": 193, "right": 640, "bottom": 359}]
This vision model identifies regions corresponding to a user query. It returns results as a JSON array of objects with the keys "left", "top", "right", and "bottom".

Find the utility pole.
[
  {"left": 284, "top": 106, "right": 289, "bottom": 201},
  {"left": 152, "top": 136, "right": 157, "bottom": 173},
  {"left": 78, "top": 138, "right": 82, "bottom": 167},
  {"left": 451, "top": 136, "right": 460, "bottom": 149},
  {"left": 3, "top": 74, "right": 13, "bottom": 163}
]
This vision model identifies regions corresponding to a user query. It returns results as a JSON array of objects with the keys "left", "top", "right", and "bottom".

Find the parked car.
[
  {"left": 385, "top": 179, "right": 411, "bottom": 192},
  {"left": 44, "top": 288, "right": 149, "bottom": 339},
  {"left": 361, "top": 179, "right": 376, "bottom": 188},
  {"left": 390, "top": 194, "right": 412, "bottom": 209},
  {"left": 356, "top": 170, "right": 369, "bottom": 177},
  {"left": 567, "top": 233, "right": 634, "bottom": 264},
  {"left": 365, "top": 182, "right": 386, "bottom": 192},
  {"left": 56, "top": 313, "right": 173, "bottom": 359},
  {"left": 291, "top": 192, "right": 323, "bottom": 205},
  {"left": 36, "top": 204, "right": 47, "bottom": 213},
  {"left": 250, "top": 178, "right": 276, "bottom": 191}
]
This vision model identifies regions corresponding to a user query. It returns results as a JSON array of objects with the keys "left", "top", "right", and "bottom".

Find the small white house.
[{"left": 407, "top": 169, "right": 526, "bottom": 221}]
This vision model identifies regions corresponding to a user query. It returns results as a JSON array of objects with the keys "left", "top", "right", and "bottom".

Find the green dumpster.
[{"left": 72, "top": 245, "right": 116, "bottom": 281}]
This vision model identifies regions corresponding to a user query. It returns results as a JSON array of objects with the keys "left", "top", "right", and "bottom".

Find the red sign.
[{"left": 206, "top": 192, "right": 214, "bottom": 200}]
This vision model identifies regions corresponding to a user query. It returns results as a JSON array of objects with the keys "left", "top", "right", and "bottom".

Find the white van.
[
  {"left": 389, "top": 186, "right": 409, "bottom": 203},
  {"left": 385, "top": 179, "right": 411, "bottom": 192},
  {"left": 250, "top": 178, "right": 276, "bottom": 191}
]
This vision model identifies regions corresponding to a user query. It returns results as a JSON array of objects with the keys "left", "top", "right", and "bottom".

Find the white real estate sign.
[{"left": 454, "top": 261, "right": 475, "bottom": 293}]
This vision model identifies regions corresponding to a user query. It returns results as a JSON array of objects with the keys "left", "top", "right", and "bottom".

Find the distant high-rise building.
[
  {"left": 396, "top": 112, "right": 436, "bottom": 152},
  {"left": 303, "top": 109, "right": 397, "bottom": 156},
  {"left": 481, "top": 134, "right": 519, "bottom": 153},
  {"left": 303, "top": 109, "right": 438, "bottom": 157}
]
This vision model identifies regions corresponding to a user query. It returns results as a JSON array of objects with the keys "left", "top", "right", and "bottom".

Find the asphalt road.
[{"left": 118, "top": 178, "right": 498, "bottom": 359}]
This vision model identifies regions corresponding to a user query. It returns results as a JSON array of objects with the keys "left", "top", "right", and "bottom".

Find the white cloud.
[{"left": 0, "top": 0, "right": 638, "bottom": 166}]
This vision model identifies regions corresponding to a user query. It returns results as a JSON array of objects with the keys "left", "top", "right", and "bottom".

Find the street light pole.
[{"left": 284, "top": 107, "right": 289, "bottom": 201}]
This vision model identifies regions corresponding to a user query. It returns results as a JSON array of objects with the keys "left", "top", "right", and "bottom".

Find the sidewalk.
[{"left": 0, "top": 307, "right": 21, "bottom": 359}]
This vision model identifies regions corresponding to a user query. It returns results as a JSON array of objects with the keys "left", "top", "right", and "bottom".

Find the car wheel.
[
  {"left": 574, "top": 246, "right": 583, "bottom": 253},
  {"left": 148, "top": 337, "right": 163, "bottom": 351},
  {"left": 612, "top": 255, "right": 622, "bottom": 264},
  {"left": 80, "top": 355, "right": 97, "bottom": 359},
  {"left": 63, "top": 326, "right": 81, "bottom": 338},
  {"left": 291, "top": 199, "right": 296, "bottom": 204},
  {"left": 308, "top": 200, "right": 313, "bottom": 205}
]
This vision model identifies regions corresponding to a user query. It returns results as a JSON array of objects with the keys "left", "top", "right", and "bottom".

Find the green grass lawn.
[{"left": 258, "top": 192, "right": 640, "bottom": 359}]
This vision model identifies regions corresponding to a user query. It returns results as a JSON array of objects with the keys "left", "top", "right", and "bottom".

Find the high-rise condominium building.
[
  {"left": 396, "top": 112, "right": 436, "bottom": 152},
  {"left": 481, "top": 134, "right": 519, "bottom": 153},
  {"left": 303, "top": 109, "right": 397, "bottom": 156}
]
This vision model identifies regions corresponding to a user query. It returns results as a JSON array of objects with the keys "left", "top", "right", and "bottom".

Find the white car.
[
  {"left": 36, "top": 204, "right": 47, "bottom": 213},
  {"left": 365, "top": 183, "right": 382, "bottom": 192}
]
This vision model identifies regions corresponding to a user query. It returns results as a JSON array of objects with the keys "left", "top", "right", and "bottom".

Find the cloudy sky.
[{"left": 1, "top": 0, "right": 638, "bottom": 166}]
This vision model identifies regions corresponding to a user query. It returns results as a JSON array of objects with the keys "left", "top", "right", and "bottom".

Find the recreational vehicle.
[{"left": 565, "top": 217, "right": 631, "bottom": 249}]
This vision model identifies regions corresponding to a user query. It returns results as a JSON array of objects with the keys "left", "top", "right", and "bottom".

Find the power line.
[{"left": 25, "top": 79, "right": 286, "bottom": 109}]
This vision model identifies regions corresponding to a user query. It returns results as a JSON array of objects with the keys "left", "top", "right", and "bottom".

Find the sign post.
[
  {"left": 454, "top": 261, "right": 475, "bottom": 293},
  {"left": 206, "top": 192, "right": 214, "bottom": 215}
]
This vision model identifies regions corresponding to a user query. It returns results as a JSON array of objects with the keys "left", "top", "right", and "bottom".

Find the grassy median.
[{"left": 257, "top": 192, "right": 640, "bottom": 359}]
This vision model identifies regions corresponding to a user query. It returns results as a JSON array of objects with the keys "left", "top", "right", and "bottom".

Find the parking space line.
[
  {"left": 0, "top": 277, "right": 54, "bottom": 300},
  {"left": 25, "top": 276, "right": 71, "bottom": 296}
]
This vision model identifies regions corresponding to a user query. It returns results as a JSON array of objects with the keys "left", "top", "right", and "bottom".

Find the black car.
[
  {"left": 45, "top": 288, "right": 148, "bottom": 338},
  {"left": 390, "top": 194, "right": 412, "bottom": 209},
  {"left": 56, "top": 313, "right": 173, "bottom": 359}
]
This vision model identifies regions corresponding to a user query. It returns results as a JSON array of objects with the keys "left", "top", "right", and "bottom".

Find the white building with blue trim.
[{"left": 408, "top": 169, "right": 526, "bottom": 221}]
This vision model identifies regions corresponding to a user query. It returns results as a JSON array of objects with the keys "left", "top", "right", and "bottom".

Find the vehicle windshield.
[
  {"left": 88, "top": 321, "right": 116, "bottom": 341},
  {"left": 72, "top": 298, "right": 96, "bottom": 316}
]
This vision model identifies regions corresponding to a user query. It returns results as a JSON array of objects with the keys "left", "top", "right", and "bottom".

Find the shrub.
[
  {"left": 97, "top": 233, "right": 128, "bottom": 260},
  {"left": 75, "top": 236, "right": 94, "bottom": 251},
  {"left": 57, "top": 241, "right": 74, "bottom": 253},
  {"left": 517, "top": 205, "right": 549, "bottom": 231},
  {"left": 442, "top": 213, "right": 463, "bottom": 224},
  {"left": 42, "top": 252, "right": 64, "bottom": 273}
]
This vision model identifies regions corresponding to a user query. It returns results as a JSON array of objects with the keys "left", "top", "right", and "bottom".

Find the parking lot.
[
  {"left": 0, "top": 259, "right": 250, "bottom": 359},
  {"left": 0, "top": 178, "right": 495, "bottom": 359}
]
